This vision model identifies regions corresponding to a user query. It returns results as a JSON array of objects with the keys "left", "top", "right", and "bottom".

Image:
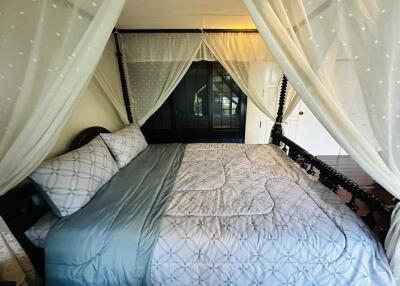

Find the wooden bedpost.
[
  {"left": 113, "top": 29, "right": 134, "bottom": 124},
  {"left": 271, "top": 74, "right": 288, "bottom": 145}
]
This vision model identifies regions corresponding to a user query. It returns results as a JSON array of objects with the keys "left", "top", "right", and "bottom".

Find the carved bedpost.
[
  {"left": 113, "top": 30, "right": 134, "bottom": 124},
  {"left": 271, "top": 75, "right": 288, "bottom": 145}
]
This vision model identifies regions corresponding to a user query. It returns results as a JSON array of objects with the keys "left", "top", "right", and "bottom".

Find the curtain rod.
[{"left": 116, "top": 29, "right": 258, "bottom": 33}]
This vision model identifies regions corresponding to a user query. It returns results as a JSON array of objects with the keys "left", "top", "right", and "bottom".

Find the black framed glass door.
[{"left": 142, "top": 61, "right": 247, "bottom": 143}]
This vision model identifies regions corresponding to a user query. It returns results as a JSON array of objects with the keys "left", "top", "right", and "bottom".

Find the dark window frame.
[{"left": 142, "top": 61, "right": 247, "bottom": 143}]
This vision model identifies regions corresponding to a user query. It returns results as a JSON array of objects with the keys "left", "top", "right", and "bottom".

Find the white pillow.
[
  {"left": 100, "top": 124, "right": 148, "bottom": 168},
  {"left": 30, "top": 137, "right": 118, "bottom": 217},
  {"left": 25, "top": 212, "right": 59, "bottom": 248}
]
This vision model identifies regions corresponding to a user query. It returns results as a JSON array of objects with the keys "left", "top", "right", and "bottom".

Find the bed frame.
[
  {"left": 0, "top": 33, "right": 394, "bottom": 279},
  {"left": 271, "top": 75, "right": 394, "bottom": 241}
]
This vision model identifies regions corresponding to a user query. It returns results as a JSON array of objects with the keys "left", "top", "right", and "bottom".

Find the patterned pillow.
[
  {"left": 25, "top": 212, "right": 59, "bottom": 248},
  {"left": 100, "top": 124, "right": 148, "bottom": 168},
  {"left": 30, "top": 137, "right": 118, "bottom": 217}
]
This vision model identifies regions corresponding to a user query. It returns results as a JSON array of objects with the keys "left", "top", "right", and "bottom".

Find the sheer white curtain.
[
  {"left": 0, "top": 0, "right": 125, "bottom": 194},
  {"left": 121, "top": 33, "right": 203, "bottom": 125},
  {"left": 244, "top": 0, "right": 400, "bottom": 280},
  {"left": 122, "top": 32, "right": 297, "bottom": 125},
  {"left": 202, "top": 32, "right": 298, "bottom": 120},
  {"left": 94, "top": 36, "right": 129, "bottom": 124}
]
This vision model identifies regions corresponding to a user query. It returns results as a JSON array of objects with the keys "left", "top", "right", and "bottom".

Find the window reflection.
[{"left": 213, "top": 63, "right": 243, "bottom": 129}]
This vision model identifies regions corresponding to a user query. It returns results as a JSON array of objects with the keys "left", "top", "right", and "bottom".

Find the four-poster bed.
[
  {"left": 1, "top": 71, "right": 390, "bottom": 281},
  {"left": 1, "top": 32, "right": 397, "bottom": 285},
  {"left": 21, "top": 124, "right": 388, "bottom": 285}
]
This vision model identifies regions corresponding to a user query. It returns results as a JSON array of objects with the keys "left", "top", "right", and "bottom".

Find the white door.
[
  {"left": 286, "top": 101, "right": 345, "bottom": 155},
  {"left": 245, "top": 100, "right": 272, "bottom": 144},
  {"left": 282, "top": 102, "right": 302, "bottom": 142}
]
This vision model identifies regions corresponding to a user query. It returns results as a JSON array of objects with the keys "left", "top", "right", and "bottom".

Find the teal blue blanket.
[{"left": 45, "top": 144, "right": 184, "bottom": 286}]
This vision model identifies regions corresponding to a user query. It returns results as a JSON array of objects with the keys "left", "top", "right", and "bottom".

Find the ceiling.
[{"left": 116, "top": 0, "right": 256, "bottom": 29}]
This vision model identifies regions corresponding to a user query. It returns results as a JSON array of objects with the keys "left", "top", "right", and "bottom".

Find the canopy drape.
[
  {"left": 0, "top": 0, "right": 125, "bottom": 194},
  {"left": 0, "top": 215, "right": 40, "bottom": 285},
  {"left": 243, "top": 0, "right": 400, "bottom": 280},
  {"left": 122, "top": 33, "right": 203, "bottom": 125},
  {"left": 201, "top": 32, "right": 298, "bottom": 121},
  {"left": 121, "top": 32, "right": 297, "bottom": 125},
  {"left": 94, "top": 36, "right": 129, "bottom": 125}
]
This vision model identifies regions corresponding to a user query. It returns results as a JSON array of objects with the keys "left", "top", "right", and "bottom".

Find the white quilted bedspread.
[{"left": 150, "top": 144, "right": 394, "bottom": 286}]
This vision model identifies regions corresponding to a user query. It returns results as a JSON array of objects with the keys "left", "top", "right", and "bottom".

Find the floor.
[{"left": 318, "top": 155, "right": 396, "bottom": 206}]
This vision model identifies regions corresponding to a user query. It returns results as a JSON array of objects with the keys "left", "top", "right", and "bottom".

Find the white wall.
[
  {"left": 244, "top": 59, "right": 362, "bottom": 155},
  {"left": 48, "top": 77, "right": 124, "bottom": 158},
  {"left": 289, "top": 101, "right": 346, "bottom": 155},
  {"left": 245, "top": 100, "right": 273, "bottom": 144},
  {"left": 245, "top": 98, "right": 346, "bottom": 155}
]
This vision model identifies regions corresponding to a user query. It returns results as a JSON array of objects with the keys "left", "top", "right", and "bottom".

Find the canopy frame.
[
  {"left": 113, "top": 30, "right": 134, "bottom": 123},
  {"left": 116, "top": 29, "right": 258, "bottom": 33},
  {"left": 271, "top": 76, "right": 393, "bottom": 241}
]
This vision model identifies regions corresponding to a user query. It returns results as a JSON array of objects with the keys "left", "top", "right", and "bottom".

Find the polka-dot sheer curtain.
[
  {"left": 122, "top": 32, "right": 298, "bottom": 126},
  {"left": 201, "top": 32, "right": 298, "bottom": 121},
  {"left": 244, "top": 0, "right": 400, "bottom": 280},
  {"left": 121, "top": 33, "right": 204, "bottom": 125},
  {"left": 0, "top": 0, "right": 125, "bottom": 194}
]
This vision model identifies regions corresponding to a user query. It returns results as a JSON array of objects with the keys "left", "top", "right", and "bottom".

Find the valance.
[{"left": 123, "top": 33, "right": 203, "bottom": 62}]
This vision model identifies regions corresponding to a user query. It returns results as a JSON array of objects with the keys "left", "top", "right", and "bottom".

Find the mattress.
[{"left": 45, "top": 143, "right": 395, "bottom": 286}]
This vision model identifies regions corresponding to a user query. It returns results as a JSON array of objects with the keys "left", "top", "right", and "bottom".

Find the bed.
[{"left": 43, "top": 137, "right": 395, "bottom": 285}]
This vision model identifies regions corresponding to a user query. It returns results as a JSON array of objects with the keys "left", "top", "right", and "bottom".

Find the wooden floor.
[{"left": 318, "top": 155, "right": 396, "bottom": 206}]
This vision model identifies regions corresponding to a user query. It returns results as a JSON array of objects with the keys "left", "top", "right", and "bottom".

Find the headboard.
[
  {"left": 69, "top": 126, "right": 110, "bottom": 151},
  {"left": 0, "top": 126, "right": 111, "bottom": 276}
]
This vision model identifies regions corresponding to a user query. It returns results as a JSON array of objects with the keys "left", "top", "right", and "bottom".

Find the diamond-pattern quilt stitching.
[{"left": 168, "top": 144, "right": 274, "bottom": 217}]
